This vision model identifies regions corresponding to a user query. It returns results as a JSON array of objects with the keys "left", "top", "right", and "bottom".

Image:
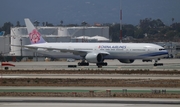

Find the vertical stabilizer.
[{"left": 24, "top": 18, "right": 46, "bottom": 44}]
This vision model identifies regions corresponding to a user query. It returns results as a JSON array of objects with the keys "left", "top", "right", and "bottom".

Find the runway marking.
[
  {"left": 1, "top": 76, "right": 21, "bottom": 78},
  {"left": 0, "top": 89, "right": 179, "bottom": 93}
]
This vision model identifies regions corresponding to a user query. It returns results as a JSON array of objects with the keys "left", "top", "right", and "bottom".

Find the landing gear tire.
[
  {"left": 96, "top": 62, "right": 107, "bottom": 68},
  {"left": 154, "top": 59, "right": 163, "bottom": 66},
  {"left": 154, "top": 63, "right": 163, "bottom": 66},
  {"left": 68, "top": 65, "right": 77, "bottom": 68},
  {"left": 78, "top": 62, "right": 89, "bottom": 66}
]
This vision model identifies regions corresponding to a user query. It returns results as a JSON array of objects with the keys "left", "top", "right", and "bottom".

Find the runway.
[
  {"left": 2, "top": 59, "right": 180, "bottom": 70},
  {"left": 1, "top": 59, "right": 180, "bottom": 79},
  {"left": 1, "top": 74, "right": 180, "bottom": 79},
  {"left": 0, "top": 97, "right": 180, "bottom": 107}
]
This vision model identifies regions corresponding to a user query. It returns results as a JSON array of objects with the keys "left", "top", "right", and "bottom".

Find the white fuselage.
[{"left": 26, "top": 42, "right": 168, "bottom": 60}]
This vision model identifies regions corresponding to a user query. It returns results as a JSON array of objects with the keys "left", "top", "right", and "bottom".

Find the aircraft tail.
[{"left": 24, "top": 18, "right": 46, "bottom": 44}]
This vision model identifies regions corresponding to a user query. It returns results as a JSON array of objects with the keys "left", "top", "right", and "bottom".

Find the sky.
[{"left": 0, "top": 0, "right": 180, "bottom": 26}]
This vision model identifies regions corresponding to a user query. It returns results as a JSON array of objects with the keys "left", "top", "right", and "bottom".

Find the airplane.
[{"left": 13, "top": 18, "right": 169, "bottom": 67}]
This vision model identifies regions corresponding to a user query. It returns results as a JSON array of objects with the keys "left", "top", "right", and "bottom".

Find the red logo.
[{"left": 29, "top": 29, "right": 40, "bottom": 43}]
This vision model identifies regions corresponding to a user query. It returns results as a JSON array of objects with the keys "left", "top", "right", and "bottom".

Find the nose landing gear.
[{"left": 154, "top": 59, "right": 163, "bottom": 66}]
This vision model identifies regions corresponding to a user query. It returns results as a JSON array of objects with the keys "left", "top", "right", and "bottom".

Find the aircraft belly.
[{"left": 104, "top": 51, "right": 166, "bottom": 59}]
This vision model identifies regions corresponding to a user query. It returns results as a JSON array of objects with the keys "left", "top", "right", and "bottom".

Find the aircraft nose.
[
  {"left": 164, "top": 49, "right": 169, "bottom": 57},
  {"left": 165, "top": 49, "right": 168, "bottom": 54}
]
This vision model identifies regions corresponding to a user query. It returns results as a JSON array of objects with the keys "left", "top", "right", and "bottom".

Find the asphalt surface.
[
  {"left": 0, "top": 59, "right": 179, "bottom": 107},
  {"left": 1, "top": 74, "right": 180, "bottom": 79},
  {"left": 1, "top": 59, "right": 179, "bottom": 93},
  {"left": 0, "top": 97, "right": 180, "bottom": 107},
  {"left": 1, "top": 59, "right": 180, "bottom": 70},
  {"left": 1, "top": 59, "right": 180, "bottom": 79}
]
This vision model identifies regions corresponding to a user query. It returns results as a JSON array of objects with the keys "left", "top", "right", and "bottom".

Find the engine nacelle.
[
  {"left": 85, "top": 53, "right": 103, "bottom": 63},
  {"left": 118, "top": 59, "right": 134, "bottom": 63}
]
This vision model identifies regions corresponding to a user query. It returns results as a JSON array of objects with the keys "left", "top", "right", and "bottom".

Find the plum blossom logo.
[{"left": 29, "top": 29, "right": 40, "bottom": 43}]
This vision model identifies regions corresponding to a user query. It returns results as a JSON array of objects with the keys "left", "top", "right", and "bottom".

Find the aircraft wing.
[
  {"left": 11, "top": 44, "right": 71, "bottom": 52},
  {"left": 11, "top": 45, "right": 110, "bottom": 55}
]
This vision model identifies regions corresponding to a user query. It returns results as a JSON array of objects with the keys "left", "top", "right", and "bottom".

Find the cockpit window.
[{"left": 159, "top": 48, "right": 165, "bottom": 51}]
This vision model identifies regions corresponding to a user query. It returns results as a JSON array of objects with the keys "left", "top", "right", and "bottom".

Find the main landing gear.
[
  {"left": 78, "top": 62, "right": 89, "bottom": 66},
  {"left": 96, "top": 62, "right": 108, "bottom": 68},
  {"left": 154, "top": 59, "right": 163, "bottom": 66},
  {"left": 78, "top": 59, "right": 89, "bottom": 66},
  {"left": 77, "top": 58, "right": 107, "bottom": 68},
  {"left": 78, "top": 61, "right": 108, "bottom": 68}
]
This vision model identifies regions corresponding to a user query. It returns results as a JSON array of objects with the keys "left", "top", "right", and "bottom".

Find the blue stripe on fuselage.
[
  {"left": 139, "top": 52, "right": 168, "bottom": 57},
  {"left": 104, "top": 51, "right": 168, "bottom": 59}
]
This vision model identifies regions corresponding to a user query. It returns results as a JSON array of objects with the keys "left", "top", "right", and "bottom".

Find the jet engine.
[
  {"left": 85, "top": 53, "right": 103, "bottom": 63},
  {"left": 118, "top": 59, "right": 134, "bottom": 63}
]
